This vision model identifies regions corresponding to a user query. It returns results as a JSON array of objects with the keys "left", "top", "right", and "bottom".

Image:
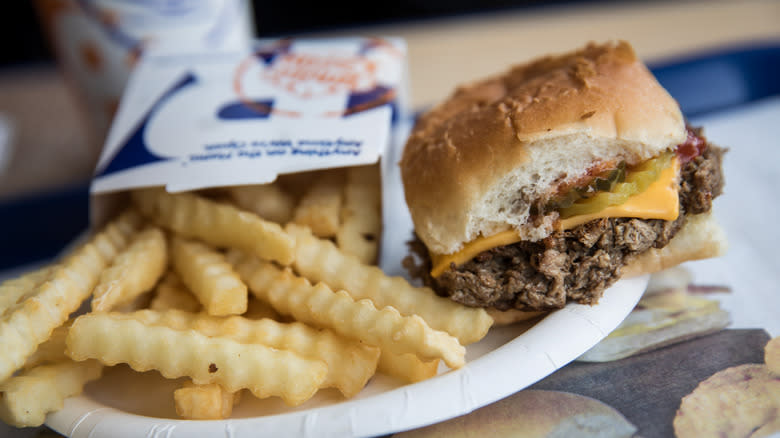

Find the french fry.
[
  {"left": 125, "top": 309, "right": 380, "bottom": 398},
  {"left": 292, "top": 171, "right": 344, "bottom": 237},
  {"left": 113, "top": 291, "right": 154, "bottom": 313},
  {"left": 277, "top": 171, "right": 319, "bottom": 200},
  {"left": 174, "top": 381, "right": 241, "bottom": 420},
  {"left": 170, "top": 237, "right": 247, "bottom": 316},
  {"left": 132, "top": 187, "right": 295, "bottom": 265},
  {"left": 91, "top": 227, "right": 167, "bottom": 312},
  {"left": 231, "top": 253, "right": 465, "bottom": 369},
  {"left": 0, "top": 265, "right": 56, "bottom": 314},
  {"left": 243, "top": 297, "right": 281, "bottom": 320},
  {"left": 149, "top": 271, "right": 202, "bottom": 313},
  {"left": 0, "top": 209, "right": 142, "bottom": 382},
  {"left": 378, "top": 352, "right": 440, "bottom": 384},
  {"left": 337, "top": 164, "right": 382, "bottom": 264},
  {"left": 91, "top": 210, "right": 145, "bottom": 261},
  {"left": 0, "top": 360, "right": 103, "bottom": 427},
  {"left": 227, "top": 183, "right": 295, "bottom": 224},
  {"left": 285, "top": 224, "right": 493, "bottom": 345},
  {"left": 23, "top": 321, "right": 71, "bottom": 369},
  {"left": 150, "top": 271, "right": 241, "bottom": 419},
  {"left": 153, "top": 269, "right": 242, "bottom": 419},
  {"left": 66, "top": 313, "right": 327, "bottom": 406}
]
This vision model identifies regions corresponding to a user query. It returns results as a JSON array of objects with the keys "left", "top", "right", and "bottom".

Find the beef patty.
[{"left": 404, "top": 140, "right": 725, "bottom": 311}]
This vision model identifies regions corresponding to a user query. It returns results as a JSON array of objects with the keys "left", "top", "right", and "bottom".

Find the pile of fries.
[{"left": 0, "top": 165, "right": 493, "bottom": 427}]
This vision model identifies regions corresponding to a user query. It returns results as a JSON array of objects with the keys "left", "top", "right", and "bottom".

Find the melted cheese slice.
[{"left": 430, "top": 158, "right": 680, "bottom": 278}]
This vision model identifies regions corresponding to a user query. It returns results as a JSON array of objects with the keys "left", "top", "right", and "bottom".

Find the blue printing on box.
[{"left": 1, "top": 42, "right": 778, "bottom": 270}]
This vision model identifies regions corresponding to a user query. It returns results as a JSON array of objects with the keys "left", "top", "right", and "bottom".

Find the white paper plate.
[{"left": 46, "top": 275, "right": 647, "bottom": 438}]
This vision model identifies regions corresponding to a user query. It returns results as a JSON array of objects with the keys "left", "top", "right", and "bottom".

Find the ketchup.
[{"left": 676, "top": 126, "right": 707, "bottom": 164}]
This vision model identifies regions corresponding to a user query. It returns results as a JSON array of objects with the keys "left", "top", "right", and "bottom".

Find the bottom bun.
[{"left": 489, "top": 211, "right": 727, "bottom": 326}]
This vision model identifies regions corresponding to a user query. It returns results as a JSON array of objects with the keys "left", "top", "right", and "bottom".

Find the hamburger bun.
[
  {"left": 401, "top": 41, "right": 686, "bottom": 255},
  {"left": 400, "top": 41, "right": 726, "bottom": 318}
]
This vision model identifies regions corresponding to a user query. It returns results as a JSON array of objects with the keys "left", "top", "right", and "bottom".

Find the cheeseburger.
[{"left": 401, "top": 41, "right": 726, "bottom": 322}]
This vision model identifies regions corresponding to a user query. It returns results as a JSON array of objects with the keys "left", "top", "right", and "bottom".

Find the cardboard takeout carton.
[{"left": 90, "top": 37, "right": 409, "bottom": 233}]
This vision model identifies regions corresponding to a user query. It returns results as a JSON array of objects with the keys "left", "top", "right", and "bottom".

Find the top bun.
[{"left": 401, "top": 41, "right": 687, "bottom": 255}]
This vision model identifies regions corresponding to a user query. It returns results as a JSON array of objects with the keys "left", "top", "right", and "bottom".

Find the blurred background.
[
  {"left": 0, "top": 0, "right": 778, "bottom": 271},
  {"left": 0, "top": 0, "right": 621, "bottom": 66}
]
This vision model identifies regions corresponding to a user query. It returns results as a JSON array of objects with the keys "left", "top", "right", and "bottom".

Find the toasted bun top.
[{"left": 401, "top": 41, "right": 687, "bottom": 255}]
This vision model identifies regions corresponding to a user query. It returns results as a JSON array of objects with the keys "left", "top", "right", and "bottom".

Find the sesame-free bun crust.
[{"left": 401, "top": 41, "right": 686, "bottom": 255}]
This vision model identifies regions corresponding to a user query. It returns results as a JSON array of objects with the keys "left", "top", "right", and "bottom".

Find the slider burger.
[{"left": 401, "top": 41, "right": 726, "bottom": 323}]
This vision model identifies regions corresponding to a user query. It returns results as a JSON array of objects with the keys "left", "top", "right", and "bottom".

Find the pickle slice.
[
  {"left": 559, "top": 182, "right": 634, "bottom": 217},
  {"left": 546, "top": 162, "right": 626, "bottom": 210},
  {"left": 593, "top": 162, "right": 626, "bottom": 192},
  {"left": 558, "top": 152, "right": 673, "bottom": 219},
  {"left": 547, "top": 189, "right": 584, "bottom": 210}
]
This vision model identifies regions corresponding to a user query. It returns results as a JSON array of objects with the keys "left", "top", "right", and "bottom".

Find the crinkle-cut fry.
[
  {"left": 0, "top": 359, "right": 103, "bottom": 427},
  {"left": 378, "top": 351, "right": 440, "bottom": 384},
  {"left": 277, "top": 171, "right": 319, "bottom": 200},
  {"left": 0, "top": 265, "right": 56, "bottom": 314},
  {"left": 91, "top": 227, "right": 167, "bottom": 312},
  {"left": 0, "top": 209, "right": 142, "bottom": 382},
  {"left": 113, "top": 291, "right": 154, "bottom": 313},
  {"left": 23, "top": 321, "right": 72, "bottom": 369},
  {"left": 132, "top": 187, "right": 295, "bottom": 265},
  {"left": 337, "top": 165, "right": 381, "bottom": 265},
  {"left": 292, "top": 171, "right": 344, "bottom": 237},
  {"left": 92, "top": 210, "right": 146, "bottom": 262},
  {"left": 126, "top": 309, "right": 380, "bottom": 398},
  {"left": 232, "top": 253, "right": 465, "bottom": 369},
  {"left": 227, "top": 183, "right": 295, "bottom": 224},
  {"left": 66, "top": 313, "right": 327, "bottom": 406},
  {"left": 286, "top": 224, "right": 493, "bottom": 345},
  {"left": 149, "top": 272, "right": 202, "bottom": 313},
  {"left": 170, "top": 237, "right": 247, "bottom": 316},
  {"left": 243, "top": 297, "right": 281, "bottom": 321},
  {"left": 174, "top": 381, "right": 240, "bottom": 420}
]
